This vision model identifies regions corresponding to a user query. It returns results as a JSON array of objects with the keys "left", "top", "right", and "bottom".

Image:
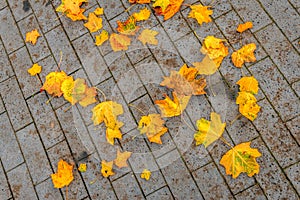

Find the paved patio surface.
[{"left": 0, "top": 0, "right": 299, "bottom": 199}]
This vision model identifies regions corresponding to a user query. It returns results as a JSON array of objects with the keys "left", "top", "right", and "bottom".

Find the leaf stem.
[
  {"left": 230, "top": 114, "right": 242, "bottom": 125},
  {"left": 64, "top": 104, "right": 73, "bottom": 112},
  {"left": 94, "top": 87, "right": 107, "bottom": 102},
  {"left": 220, "top": 136, "right": 233, "bottom": 148},
  {"left": 46, "top": 96, "right": 55, "bottom": 104},
  {"left": 57, "top": 51, "right": 63, "bottom": 71},
  {"left": 125, "top": 4, "right": 135, "bottom": 12},
  {"left": 181, "top": 114, "right": 197, "bottom": 132},
  {"left": 128, "top": 104, "right": 146, "bottom": 115}
]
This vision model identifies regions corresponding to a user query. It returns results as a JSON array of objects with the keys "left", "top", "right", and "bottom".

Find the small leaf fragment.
[
  {"left": 95, "top": 30, "right": 109, "bottom": 46},
  {"left": 114, "top": 149, "right": 132, "bottom": 168},
  {"left": 84, "top": 12, "right": 103, "bottom": 33},
  {"left": 237, "top": 22, "right": 253, "bottom": 33},
  {"left": 129, "top": 0, "right": 151, "bottom": 4},
  {"left": 141, "top": 169, "right": 151, "bottom": 180},
  {"left": 78, "top": 163, "right": 87, "bottom": 172},
  {"left": 153, "top": 0, "right": 170, "bottom": 12},
  {"left": 51, "top": 159, "right": 74, "bottom": 188},
  {"left": 138, "top": 29, "right": 159, "bottom": 46},
  {"left": 133, "top": 7, "right": 151, "bottom": 21},
  {"left": 28, "top": 63, "right": 42, "bottom": 76},
  {"left": 231, "top": 43, "right": 256, "bottom": 68},
  {"left": 25, "top": 29, "right": 40, "bottom": 45},
  {"left": 94, "top": 7, "right": 104, "bottom": 15},
  {"left": 101, "top": 160, "right": 114, "bottom": 178},
  {"left": 109, "top": 33, "right": 131, "bottom": 51}
]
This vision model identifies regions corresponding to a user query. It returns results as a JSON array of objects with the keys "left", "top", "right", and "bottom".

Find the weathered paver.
[
  {"left": 7, "top": 0, "right": 32, "bottom": 22},
  {"left": 0, "top": 40, "right": 14, "bottom": 82},
  {"left": 146, "top": 186, "right": 172, "bottom": 200},
  {"left": 285, "top": 162, "right": 300, "bottom": 196},
  {"left": 235, "top": 184, "right": 266, "bottom": 200},
  {"left": 0, "top": 160, "right": 11, "bottom": 199},
  {"left": 35, "top": 178, "right": 63, "bottom": 200}
]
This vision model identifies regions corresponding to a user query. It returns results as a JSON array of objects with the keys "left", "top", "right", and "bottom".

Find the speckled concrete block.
[
  {"left": 285, "top": 162, "right": 300, "bottom": 195},
  {"left": 0, "top": 154, "right": 12, "bottom": 199},
  {"left": 35, "top": 178, "right": 64, "bottom": 200},
  {"left": 235, "top": 184, "right": 267, "bottom": 200},
  {"left": 0, "top": 42, "right": 14, "bottom": 82},
  {"left": 286, "top": 116, "right": 300, "bottom": 145},
  {"left": 7, "top": 0, "right": 32, "bottom": 22},
  {"left": 146, "top": 186, "right": 172, "bottom": 200}
]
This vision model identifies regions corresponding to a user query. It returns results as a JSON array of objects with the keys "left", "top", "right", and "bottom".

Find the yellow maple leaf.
[
  {"left": 51, "top": 159, "right": 74, "bottom": 188},
  {"left": 129, "top": 0, "right": 151, "bottom": 4},
  {"left": 236, "top": 92, "right": 260, "bottom": 121},
  {"left": 66, "top": 8, "right": 87, "bottom": 21},
  {"left": 153, "top": 0, "right": 183, "bottom": 20},
  {"left": 94, "top": 7, "right": 104, "bottom": 15},
  {"left": 155, "top": 92, "right": 191, "bottom": 117},
  {"left": 114, "top": 149, "right": 132, "bottom": 168},
  {"left": 237, "top": 21, "right": 253, "bottom": 33},
  {"left": 116, "top": 16, "right": 140, "bottom": 35},
  {"left": 84, "top": 13, "right": 103, "bottom": 33},
  {"left": 95, "top": 30, "right": 109, "bottom": 46},
  {"left": 106, "top": 126, "right": 123, "bottom": 145},
  {"left": 231, "top": 43, "right": 256, "bottom": 68},
  {"left": 133, "top": 7, "right": 151, "bottom": 21},
  {"left": 61, "top": 76, "right": 75, "bottom": 104},
  {"left": 41, "top": 71, "right": 69, "bottom": 97},
  {"left": 56, "top": 0, "right": 87, "bottom": 21},
  {"left": 153, "top": 0, "right": 170, "bottom": 12},
  {"left": 193, "top": 55, "right": 218, "bottom": 75},
  {"left": 141, "top": 169, "right": 151, "bottom": 180},
  {"left": 78, "top": 163, "right": 87, "bottom": 172},
  {"left": 236, "top": 76, "right": 259, "bottom": 94},
  {"left": 138, "top": 114, "right": 168, "bottom": 144},
  {"left": 160, "top": 64, "right": 206, "bottom": 96},
  {"left": 25, "top": 29, "right": 40, "bottom": 45},
  {"left": 138, "top": 29, "right": 159, "bottom": 46},
  {"left": 188, "top": 4, "right": 213, "bottom": 25},
  {"left": 194, "top": 112, "right": 226, "bottom": 147},
  {"left": 101, "top": 160, "right": 114, "bottom": 178},
  {"left": 220, "top": 142, "right": 261, "bottom": 178},
  {"left": 109, "top": 33, "right": 131, "bottom": 51},
  {"left": 28, "top": 63, "right": 42, "bottom": 76}
]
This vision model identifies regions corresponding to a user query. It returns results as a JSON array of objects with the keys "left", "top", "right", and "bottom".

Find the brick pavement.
[{"left": 0, "top": 0, "right": 299, "bottom": 199}]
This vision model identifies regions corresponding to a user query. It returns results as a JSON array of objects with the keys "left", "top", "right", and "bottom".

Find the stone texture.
[
  {"left": 286, "top": 116, "right": 300, "bottom": 144},
  {"left": 98, "top": 0, "right": 125, "bottom": 20},
  {"left": 7, "top": 0, "right": 32, "bottom": 22},
  {"left": 0, "top": 41, "right": 14, "bottom": 82},
  {"left": 292, "top": 81, "right": 300, "bottom": 97},
  {"left": 35, "top": 178, "right": 63, "bottom": 200},
  {"left": 0, "top": 158, "right": 11, "bottom": 199},
  {"left": 285, "top": 162, "right": 300, "bottom": 194},
  {"left": 146, "top": 186, "right": 172, "bottom": 200},
  {"left": 235, "top": 184, "right": 267, "bottom": 200}
]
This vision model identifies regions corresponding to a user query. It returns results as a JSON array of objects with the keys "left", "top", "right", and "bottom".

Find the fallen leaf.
[
  {"left": 114, "top": 149, "right": 132, "bottom": 168},
  {"left": 66, "top": 8, "right": 87, "bottom": 21},
  {"left": 160, "top": 64, "right": 206, "bottom": 96},
  {"left": 153, "top": 0, "right": 170, "bottom": 12},
  {"left": 41, "top": 71, "right": 69, "bottom": 97},
  {"left": 117, "top": 16, "right": 140, "bottom": 35},
  {"left": 141, "top": 169, "right": 151, "bottom": 180},
  {"left": 138, "top": 29, "right": 159, "bottom": 46},
  {"left": 61, "top": 76, "right": 75, "bottom": 104},
  {"left": 51, "top": 159, "right": 74, "bottom": 188},
  {"left": 94, "top": 7, "right": 104, "bottom": 15},
  {"left": 95, "top": 30, "right": 109, "bottom": 46},
  {"left": 231, "top": 43, "right": 256, "bottom": 68},
  {"left": 193, "top": 55, "right": 218, "bottom": 75},
  {"left": 56, "top": 0, "right": 87, "bottom": 21},
  {"left": 129, "top": 0, "right": 151, "bottom": 3},
  {"left": 188, "top": 4, "right": 213, "bottom": 25},
  {"left": 28, "top": 63, "right": 42, "bottom": 76},
  {"left": 101, "top": 160, "right": 114, "bottom": 178},
  {"left": 84, "top": 12, "right": 103, "bottom": 33},
  {"left": 154, "top": 0, "right": 184, "bottom": 20},
  {"left": 236, "top": 91, "right": 260, "bottom": 121},
  {"left": 138, "top": 114, "right": 168, "bottom": 144},
  {"left": 155, "top": 92, "right": 191, "bottom": 117},
  {"left": 194, "top": 112, "right": 226, "bottom": 147},
  {"left": 236, "top": 76, "right": 259, "bottom": 94},
  {"left": 237, "top": 22, "right": 253, "bottom": 33},
  {"left": 106, "top": 127, "right": 123, "bottom": 145},
  {"left": 78, "top": 163, "right": 87, "bottom": 172},
  {"left": 25, "top": 29, "right": 40, "bottom": 45},
  {"left": 220, "top": 142, "right": 261, "bottom": 178},
  {"left": 133, "top": 7, "right": 151, "bottom": 21},
  {"left": 109, "top": 33, "right": 131, "bottom": 51},
  {"left": 79, "top": 87, "right": 97, "bottom": 107}
]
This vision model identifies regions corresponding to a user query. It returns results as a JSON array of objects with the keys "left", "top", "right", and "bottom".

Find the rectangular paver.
[
  {"left": 0, "top": 41, "right": 14, "bottom": 82},
  {"left": 285, "top": 162, "right": 300, "bottom": 196},
  {"left": 146, "top": 186, "right": 172, "bottom": 200},
  {"left": 7, "top": 0, "right": 32, "bottom": 22},
  {"left": 0, "top": 161, "right": 11, "bottom": 199},
  {"left": 286, "top": 115, "right": 300, "bottom": 145},
  {"left": 35, "top": 178, "right": 63, "bottom": 200},
  {"left": 235, "top": 184, "right": 267, "bottom": 200}
]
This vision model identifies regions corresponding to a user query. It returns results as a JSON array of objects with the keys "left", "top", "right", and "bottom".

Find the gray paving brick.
[
  {"left": 292, "top": 39, "right": 300, "bottom": 53},
  {"left": 285, "top": 162, "right": 300, "bottom": 195},
  {"left": 146, "top": 186, "right": 172, "bottom": 200},
  {"left": 230, "top": 0, "right": 272, "bottom": 32},
  {"left": 27, "top": 91, "right": 64, "bottom": 150},
  {"left": 16, "top": 123, "right": 52, "bottom": 185},
  {"left": 286, "top": 116, "right": 300, "bottom": 145},
  {"left": 0, "top": 0, "right": 6, "bottom": 9},
  {"left": 0, "top": 95, "right": 4, "bottom": 114},
  {"left": 258, "top": 0, "right": 300, "bottom": 41},
  {"left": 29, "top": 0, "right": 60, "bottom": 33},
  {"left": 112, "top": 172, "right": 144, "bottom": 200},
  {"left": 0, "top": 42, "right": 14, "bottom": 82},
  {"left": 0, "top": 77, "right": 32, "bottom": 131},
  {"left": 7, "top": 0, "right": 32, "bottom": 22},
  {"left": 60, "top": 14, "right": 88, "bottom": 41},
  {"left": 98, "top": 0, "right": 125, "bottom": 20},
  {"left": 252, "top": 137, "right": 299, "bottom": 199},
  {"left": 72, "top": 33, "right": 111, "bottom": 86},
  {"left": 235, "top": 184, "right": 266, "bottom": 200},
  {"left": 17, "top": 14, "right": 50, "bottom": 62},
  {"left": 9, "top": 47, "right": 41, "bottom": 99},
  {"left": 0, "top": 162, "right": 11, "bottom": 199},
  {"left": 45, "top": 26, "right": 81, "bottom": 74},
  {"left": 255, "top": 24, "right": 300, "bottom": 83},
  {"left": 0, "top": 7, "right": 24, "bottom": 53},
  {"left": 193, "top": 162, "right": 234, "bottom": 199},
  {"left": 200, "top": 0, "right": 232, "bottom": 18},
  {"left": 250, "top": 58, "right": 299, "bottom": 122},
  {"left": 289, "top": 0, "right": 300, "bottom": 7},
  {"left": 0, "top": 112, "right": 24, "bottom": 171},
  {"left": 128, "top": 4, "right": 159, "bottom": 29},
  {"left": 35, "top": 178, "right": 63, "bottom": 200},
  {"left": 157, "top": 149, "right": 203, "bottom": 199},
  {"left": 7, "top": 163, "right": 38, "bottom": 200},
  {"left": 126, "top": 36, "right": 152, "bottom": 65},
  {"left": 292, "top": 81, "right": 300, "bottom": 97},
  {"left": 47, "top": 140, "right": 88, "bottom": 200}
]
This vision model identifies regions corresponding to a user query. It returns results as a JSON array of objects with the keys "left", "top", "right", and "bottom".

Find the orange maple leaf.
[
  {"left": 84, "top": 12, "right": 103, "bottom": 33},
  {"left": 231, "top": 43, "right": 256, "bottom": 68},
  {"left": 51, "top": 159, "right": 74, "bottom": 188},
  {"left": 236, "top": 76, "right": 259, "bottom": 95},
  {"left": 25, "top": 29, "right": 40, "bottom": 45},
  {"left": 109, "top": 33, "right": 131, "bottom": 52},
  {"left": 153, "top": 0, "right": 184, "bottom": 20},
  {"left": 188, "top": 4, "right": 213, "bottom": 25},
  {"left": 116, "top": 16, "right": 140, "bottom": 35},
  {"left": 129, "top": 0, "right": 151, "bottom": 4},
  {"left": 41, "top": 71, "right": 69, "bottom": 97},
  {"left": 237, "top": 22, "right": 253, "bottom": 33},
  {"left": 114, "top": 149, "right": 132, "bottom": 168},
  {"left": 56, "top": 0, "right": 88, "bottom": 21}
]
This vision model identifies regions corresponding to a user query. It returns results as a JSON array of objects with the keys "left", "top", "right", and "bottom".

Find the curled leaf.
[
  {"left": 237, "top": 22, "right": 253, "bottom": 33},
  {"left": 153, "top": 0, "right": 184, "bottom": 20},
  {"left": 141, "top": 169, "right": 151, "bottom": 180},
  {"left": 231, "top": 43, "right": 256, "bottom": 68},
  {"left": 116, "top": 16, "right": 140, "bottom": 35},
  {"left": 41, "top": 71, "right": 69, "bottom": 97},
  {"left": 28, "top": 63, "right": 42, "bottom": 76}
]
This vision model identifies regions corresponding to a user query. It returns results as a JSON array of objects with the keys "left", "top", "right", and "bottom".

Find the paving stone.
[
  {"left": 250, "top": 58, "right": 299, "bottom": 122},
  {"left": 0, "top": 160, "right": 11, "bottom": 199},
  {"left": 258, "top": 0, "right": 300, "bottom": 41},
  {"left": 255, "top": 24, "right": 300, "bottom": 83},
  {"left": 289, "top": 0, "right": 300, "bottom": 7},
  {"left": 16, "top": 124, "right": 52, "bottom": 185},
  {"left": 27, "top": 91, "right": 64, "bottom": 149},
  {"left": 72, "top": 33, "right": 111, "bottom": 86},
  {"left": 251, "top": 137, "right": 299, "bottom": 199},
  {"left": 285, "top": 162, "right": 300, "bottom": 195},
  {"left": 0, "top": 42, "right": 14, "bottom": 83},
  {"left": 0, "top": 0, "right": 6, "bottom": 9},
  {"left": 45, "top": 26, "right": 81, "bottom": 74},
  {"left": 286, "top": 116, "right": 300, "bottom": 144},
  {"left": 98, "top": 0, "right": 125, "bottom": 20},
  {"left": 7, "top": 0, "right": 32, "bottom": 22},
  {"left": 79, "top": 153, "right": 117, "bottom": 200},
  {"left": 0, "top": 7, "right": 24, "bottom": 53},
  {"left": 35, "top": 178, "right": 63, "bottom": 200},
  {"left": 112, "top": 172, "right": 144, "bottom": 200},
  {"left": 60, "top": 13, "right": 88, "bottom": 41},
  {"left": 47, "top": 140, "right": 88, "bottom": 200},
  {"left": 157, "top": 149, "right": 203, "bottom": 199},
  {"left": 17, "top": 14, "right": 50, "bottom": 62},
  {"left": 291, "top": 81, "right": 300, "bottom": 97},
  {"left": 0, "top": 95, "right": 4, "bottom": 114},
  {"left": 292, "top": 39, "right": 300, "bottom": 54},
  {"left": 7, "top": 163, "right": 38, "bottom": 200},
  {"left": 56, "top": 104, "right": 95, "bottom": 161},
  {"left": 128, "top": 4, "right": 159, "bottom": 29},
  {"left": 126, "top": 36, "right": 152, "bottom": 66},
  {"left": 0, "top": 77, "right": 32, "bottom": 131},
  {"left": 235, "top": 184, "right": 267, "bottom": 200},
  {"left": 9, "top": 47, "right": 41, "bottom": 98},
  {"left": 200, "top": 0, "right": 232, "bottom": 18},
  {"left": 230, "top": 0, "right": 272, "bottom": 32},
  {"left": 193, "top": 162, "right": 234, "bottom": 199},
  {"left": 31, "top": 0, "right": 60, "bottom": 33},
  {"left": 146, "top": 186, "right": 172, "bottom": 200}
]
